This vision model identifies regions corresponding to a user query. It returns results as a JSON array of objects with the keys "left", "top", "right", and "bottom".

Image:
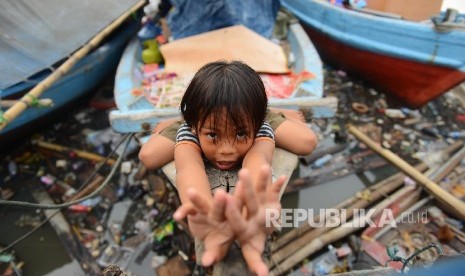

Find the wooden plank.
[
  {"left": 109, "top": 97, "right": 338, "bottom": 133},
  {"left": 162, "top": 148, "right": 298, "bottom": 197}
]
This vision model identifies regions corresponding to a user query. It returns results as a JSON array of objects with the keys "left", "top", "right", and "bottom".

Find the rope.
[
  {"left": 23, "top": 94, "right": 45, "bottom": 108},
  {"left": 0, "top": 110, "right": 9, "bottom": 124},
  {"left": 386, "top": 243, "right": 443, "bottom": 273},
  {"left": 401, "top": 243, "right": 443, "bottom": 273}
]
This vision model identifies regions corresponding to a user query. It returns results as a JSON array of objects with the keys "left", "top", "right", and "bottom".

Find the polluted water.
[{"left": 2, "top": 66, "right": 465, "bottom": 275}]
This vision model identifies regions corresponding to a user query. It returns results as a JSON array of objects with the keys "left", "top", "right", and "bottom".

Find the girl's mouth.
[{"left": 216, "top": 161, "right": 237, "bottom": 170}]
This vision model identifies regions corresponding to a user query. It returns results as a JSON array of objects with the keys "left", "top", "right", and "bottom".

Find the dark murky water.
[{"left": 0, "top": 179, "right": 82, "bottom": 276}]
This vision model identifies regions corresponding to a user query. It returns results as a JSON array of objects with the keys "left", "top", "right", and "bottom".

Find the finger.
[
  {"left": 255, "top": 165, "right": 270, "bottom": 194},
  {"left": 255, "top": 165, "right": 272, "bottom": 204},
  {"left": 239, "top": 169, "right": 259, "bottom": 215},
  {"left": 210, "top": 189, "right": 228, "bottom": 222},
  {"left": 202, "top": 249, "right": 217, "bottom": 267},
  {"left": 173, "top": 203, "right": 197, "bottom": 221},
  {"left": 233, "top": 179, "right": 244, "bottom": 210},
  {"left": 242, "top": 248, "right": 268, "bottom": 276},
  {"left": 267, "top": 175, "right": 287, "bottom": 203},
  {"left": 202, "top": 241, "right": 230, "bottom": 267},
  {"left": 187, "top": 188, "right": 210, "bottom": 214},
  {"left": 224, "top": 195, "right": 249, "bottom": 237},
  {"left": 188, "top": 212, "right": 209, "bottom": 225}
]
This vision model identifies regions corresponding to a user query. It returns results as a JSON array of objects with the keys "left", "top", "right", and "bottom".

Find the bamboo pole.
[
  {"left": 68, "top": 175, "right": 105, "bottom": 200},
  {"left": 347, "top": 124, "right": 465, "bottom": 220},
  {"left": 372, "top": 196, "right": 432, "bottom": 240},
  {"left": 270, "top": 168, "right": 420, "bottom": 267},
  {"left": 361, "top": 188, "right": 422, "bottom": 239},
  {"left": 0, "top": 0, "right": 145, "bottom": 131},
  {"left": 273, "top": 141, "right": 462, "bottom": 253},
  {"left": 270, "top": 141, "right": 464, "bottom": 271},
  {"left": 34, "top": 140, "right": 116, "bottom": 165},
  {"left": 371, "top": 146, "right": 465, "bottom": 239},
  {"left": 269, "top": 185, "right": 418, "bottom": 276},
  {"left": 273, "top": 165, "right": 419, "bottom": 252},
  {"left": 1, "top": 99, "right": 53, "bottom": 108}
]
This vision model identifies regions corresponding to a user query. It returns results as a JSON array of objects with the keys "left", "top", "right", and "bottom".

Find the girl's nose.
[{"left": 218, "top": 140, "right": 236, "bottom": 155}]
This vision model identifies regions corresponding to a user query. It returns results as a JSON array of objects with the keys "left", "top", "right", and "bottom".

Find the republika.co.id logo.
[{"left": 265, "top": 208, "right": 428, "bottom": 228}]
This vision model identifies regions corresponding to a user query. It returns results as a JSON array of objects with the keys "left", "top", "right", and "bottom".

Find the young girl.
[
  {"left": 139, "top": 85, "right": 317, "bottom": 170},
  {"left": 141, "top": 60, "right": 317, "bottom": 274}
]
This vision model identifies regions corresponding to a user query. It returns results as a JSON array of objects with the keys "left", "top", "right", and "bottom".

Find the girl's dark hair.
[{"left": 180, "top": 60, "right": 268, "bottom": 136}]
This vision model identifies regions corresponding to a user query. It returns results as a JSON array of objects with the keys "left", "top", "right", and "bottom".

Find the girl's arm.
[
  {"left": 139, "top": 134, "right": 175, "bottom": 170},
  {"left": 138, "top": 117, "right": 180, "bottom": 170},
  {"left": 174, "top": 144, "right": 213, "bottom": 206},
  {"left": 242, "top": 139, "right": 275, "bottom": 189},
  {"left": 275, "top": 119, "right": 317, "bottom": 156},
  {"left": 174, "top": 144, "right": 236, "bottom": 265},
  {"left": 269, "top": 108, "right": 318, "bottom": 156}
]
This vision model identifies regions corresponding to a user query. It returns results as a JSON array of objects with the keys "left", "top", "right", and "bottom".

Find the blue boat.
[
  {"left": 109, "top": 21, "right": 336, "bottom": 134},
  {"left": 281, "top": 0, "right": 465, "bottom": 107},
  {"left": 108, "top": 17, "right": 339, "bottom": 208},
  {"left": 0, "top": 0, "right": 143, "bottom": 147}
]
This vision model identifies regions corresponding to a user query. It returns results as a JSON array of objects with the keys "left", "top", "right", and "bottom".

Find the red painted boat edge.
[{"left": 302, "top": 25, "right": 465, "bottom": 108}]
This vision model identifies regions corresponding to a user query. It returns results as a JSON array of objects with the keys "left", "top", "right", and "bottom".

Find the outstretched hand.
[
  {"left": 225, "top": 165, "right": 286, "bottom": 276},
  {"left": 173, "top": 189, "right": 234, "bottom": 266},
  {"left": 173, "top": 165, "right": 286, "bottom": 275}
]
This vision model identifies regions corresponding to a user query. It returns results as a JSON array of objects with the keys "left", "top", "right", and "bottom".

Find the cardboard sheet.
[
  {"left": 367, "top": 0, "right": 443, "bottom": 21},
  {"left": 160, "top": 25, "right": 289, "bottom": 76}
]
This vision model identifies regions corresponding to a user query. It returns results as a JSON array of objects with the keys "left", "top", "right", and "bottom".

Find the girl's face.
[{"left": 195, "top": 110, "right": 254, "bottom": 171}]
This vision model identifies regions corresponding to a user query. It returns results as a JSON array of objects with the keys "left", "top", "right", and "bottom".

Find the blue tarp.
[
  {"left": 166, "top": 0, "right": 280, "bottom": 39},
  {"left": 0, "top": 0, "right": 139, "bottom": 90}
]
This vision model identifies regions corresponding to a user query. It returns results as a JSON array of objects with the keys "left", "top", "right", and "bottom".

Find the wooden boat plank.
[{"left": 162, "top": 147, "right": 298, "bottom": 197}]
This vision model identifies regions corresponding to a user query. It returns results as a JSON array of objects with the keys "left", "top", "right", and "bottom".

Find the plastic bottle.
[
  {"left": 142, "top": 39, "right": 163, "bottom": 64},
  {"left": 312, "top": 154, "right": 333, "bottom": 168},
  {"left": 8, "top": 160, "right": 17, "bottom": 176},
  {"left": 448, "top": 131, "right": 465, "bottom": 139}
]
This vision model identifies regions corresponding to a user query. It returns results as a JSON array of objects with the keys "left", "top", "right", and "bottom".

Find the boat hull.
[
  {"left": 0, "top": 21, "right": 139, "bottom": 147},
  {"left": 282, "top": 0, "right": 465, "bottom": 108},
  {"left": 302, "top": 24, "right": 465, "bottom": 107}
]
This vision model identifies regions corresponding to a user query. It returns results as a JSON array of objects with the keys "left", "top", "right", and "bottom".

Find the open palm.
[
  {"left": 225, "top": 166, "right": 286, "bottom": 276},
  {"left": 174, "top": 188, "right": 235, "bottom": 266}
]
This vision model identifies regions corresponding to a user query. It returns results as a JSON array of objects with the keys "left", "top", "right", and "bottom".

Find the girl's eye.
[
  {"left": 206, "top": 132, "right": 217, "bottom": 140},
  {"left": 236, "top": 131, "right": 248, "bottom": 140}
]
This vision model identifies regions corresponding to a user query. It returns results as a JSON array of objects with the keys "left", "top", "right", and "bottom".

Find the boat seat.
[{"left": 161, "top": 147, "right": 298, "bottom": 198}]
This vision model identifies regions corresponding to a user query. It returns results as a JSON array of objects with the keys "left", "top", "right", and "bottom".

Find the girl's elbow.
[
  {"left": 138, "top": 149, "right": 150, "bottom": 167},
  {"left": 297, "top": 133, "right": 318, "bottom": 156},
  {"left": 138, "top": 148, "right": 158, "bottom": 169}
]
